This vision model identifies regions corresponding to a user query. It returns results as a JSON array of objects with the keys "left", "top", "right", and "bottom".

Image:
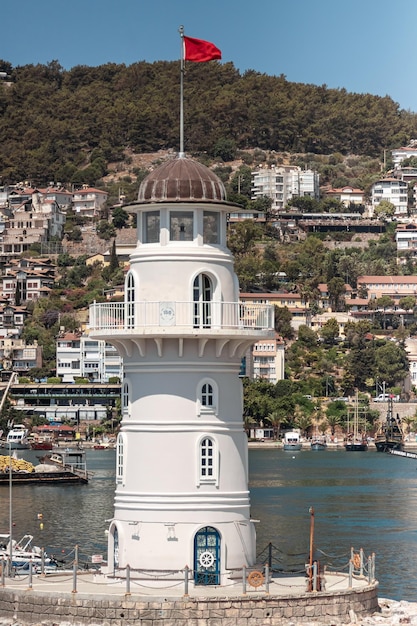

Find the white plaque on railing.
[{"left": 159, "top": 302, "right": 176, "bottom": 326}]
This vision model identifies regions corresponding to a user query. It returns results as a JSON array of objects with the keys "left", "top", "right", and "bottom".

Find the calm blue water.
[
  {"left": 0, "top": 447, "right": 416, "bottom": 600},
  {"left": 250, "top": 448, "right": 417, "bottom": 601}
]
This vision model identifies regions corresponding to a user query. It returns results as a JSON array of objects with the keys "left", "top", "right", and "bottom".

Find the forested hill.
[{"left": 0, "top": 58, "right": 416, "bottom": 186}]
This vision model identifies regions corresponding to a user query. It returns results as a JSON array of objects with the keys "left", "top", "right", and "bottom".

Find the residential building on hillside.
[
  {"left": 357, "top": 275, "right": 417, "bottom": 303},
  {"left": 239, "top": 291, "right": 307, "bottom": 329},
  {"left": 323, "top": 186, "right": 365, "bottom": 207},
  {"left": 251, "top": 165, "right": 319, "bottom": 211},
  {"left": 392, "top": 143, "right": 417, "bottom": 168},
  {"left": 0, "top": 337, "right": 42, "bottom": 372},
  {"left": 56, "top": 333, "right": 123, "bottom": 383},
  {"left": 396, "top": 223, "right": 417, "bottom": 262},
  {"left": 242, "top": 335, "right": 285, "bottom": 383},
  {"left": 72, "top": 187, "right": 108, "bottom": 217},
  {"left": 0, "top": 196, "right": 65, "bottom": 262},
  {"left": 371, "top": 178, "right": 408, "bottom": 218},
  {"left": 1, "top": 258, "right": 55, "bottom": 303}
]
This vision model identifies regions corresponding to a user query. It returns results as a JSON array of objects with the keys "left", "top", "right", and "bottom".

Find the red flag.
[{"left": 183, "top": 36, "right": 222, "bottom": 62}]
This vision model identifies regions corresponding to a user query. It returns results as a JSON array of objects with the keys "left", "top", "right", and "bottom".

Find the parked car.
[{"left": 373, "top": 393, "right": 399, "bottom": 402}]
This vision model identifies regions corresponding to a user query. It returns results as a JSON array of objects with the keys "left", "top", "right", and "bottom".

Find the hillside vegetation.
[{"left": 0, "top": 59, "right": 416, "bottom": 187}]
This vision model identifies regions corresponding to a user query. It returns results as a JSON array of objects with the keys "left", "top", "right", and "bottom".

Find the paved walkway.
[{"left": 1, "top": 569, "right": 373, "bottom": 599}]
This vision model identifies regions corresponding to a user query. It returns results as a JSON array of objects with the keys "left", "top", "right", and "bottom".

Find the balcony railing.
[{"left": 89, "top": 301, "right": 274, "bottom": 332}]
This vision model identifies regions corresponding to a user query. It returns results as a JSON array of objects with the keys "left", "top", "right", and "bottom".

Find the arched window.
[
  {"left": 122, "top": 381, "right": 130, "bottom": 418},
  {"left": 201, "top": 383, "right": 213, "bottom": 407},
  {"left": 197, "top": 379, "right": 218, "bottom": 416},
  {"left": 125, "top": 272, "right": 135, "bottom": 329},
  {"left": 199, "top": 437, "right": 218, "bottom": 484},
  {"left": 193, "top": 274, "right": 212, "bottom": 328},
  {"left": 116, "top": 433, "right": 126, "bottom": 485}
]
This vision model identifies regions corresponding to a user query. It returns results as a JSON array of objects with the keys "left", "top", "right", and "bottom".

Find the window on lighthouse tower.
[
  {"left": 193, "top": 274, "right": 212, "bottom": 328},
  {"left": 199, "top": 437, "right": 218, "bottom": 484}
]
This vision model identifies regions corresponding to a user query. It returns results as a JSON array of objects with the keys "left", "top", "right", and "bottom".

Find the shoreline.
[{"left": 248, "top": 440, "right": 417, "bottom": 450}]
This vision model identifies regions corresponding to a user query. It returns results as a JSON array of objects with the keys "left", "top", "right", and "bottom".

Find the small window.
[
  {"left": 143, "top": 211, "right": 160, "bottom": 243},
  {"left": 125, "top": 272, "right": 135, "bottom": 328},
  {"left": 122, "top": 381, "right": 130, "bottom": 417},
  {"left": 203, "top": 211, "right": 220, "bottom": 244},
  {"left": 116, "top": 433, "right": 125, "bottom": 485},
  {"left": 170, "top": 211, "right": 193, "bottom": 241},
  {"left": 199, "top": 437, "right": 217, "bottom": 484},
  {"left": 197, "top": 379, "right": 218, "bottom": 416},
  {"left": 202, "top": 383, "right": 213, "bottom": 407}
]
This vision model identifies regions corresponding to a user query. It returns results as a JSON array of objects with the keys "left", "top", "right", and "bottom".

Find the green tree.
[
  {"left": 320, "top": 318, "right": 340, "bottom": 345},
  {"left": 374, "top": 200, "right": 396, "bottom": 220}
]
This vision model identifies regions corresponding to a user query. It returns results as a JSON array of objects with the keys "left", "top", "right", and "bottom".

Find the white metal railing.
[{"left": 89, "top": 301, "right": 274, "bottom": 332}]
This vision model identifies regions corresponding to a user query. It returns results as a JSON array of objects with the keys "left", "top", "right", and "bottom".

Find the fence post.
[
  {"left": 41, "top": 548, "right": 45, "bottom": 576},
  {"left": 367, "top": 555, "right": 372, "bottom": 584},
  {"left": 312, "top": 561, "right": 317, "bottom": 592},
  {"left": 348, "top": 560, "right": 353, "bottom": 588},
  {"left": 372, "top": 553, "right": 376, "bottom": 581},
  {"left": 360, "top": 547, "right": 364, "bottom": 577},
  {"left": 265, "top": 564, "right": 269, "bottom": 594},
  {"left": 28, "top": 560, "right": 33, "bottom": 590},
  {"left": 184, "top": 566, "right": 189, "bottom": 597},
  {"left": 72, "top": 560, "right": 77, "bottom": 594},
  {"left": 125, "top": 565, "right": 131, "bottom": 596},
  {"left": 268, "top": 543, "right": 273, "bottom": 569},
  {"left": 242, "top": 566, "right": 247, "bottom": 595},
  {"left": 1, "top": 558, "right": 4, "bottom": 587}
]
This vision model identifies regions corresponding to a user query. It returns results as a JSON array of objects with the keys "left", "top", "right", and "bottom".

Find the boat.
[
  {"left": 345, "top": 392, "right": 368, "bottom": 451},
  {"left": 1, "top": 425, "right": 30, "bottom": 450},
  {"left": 0, "top": 533, "right": 57, "bottom": 571},
  {"left": 283, "top": 431, "right": 302, "bottom": 451},
  {"left": 374, "top": 397, "right": 404, "bottom": 452},
  {"left": 30, "top": 437, "right": 53, "bottom": 450},
  {"left": 311, "top": 437, "right": 327, "bottom": 451},
  {"left": 0, "top": 449, "right": 89, "bottom": 485}
]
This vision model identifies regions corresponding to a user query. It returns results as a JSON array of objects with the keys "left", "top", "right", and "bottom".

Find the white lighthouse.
[{"left": 89, "top": 156, "right": 274, "bottom": 586}]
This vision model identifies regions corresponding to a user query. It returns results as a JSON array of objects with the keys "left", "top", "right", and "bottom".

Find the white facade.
[
  {"left": 371, "top": 178, "right": 408, "bottom": 217},
  {"left": 251, "top": 165, "right": 319, "bottom": 211},
  {"left": 56, "top": 333, "right": 122, "bottom": 383},
  {"left": 89, "top": 158, "right": 275, "bottom": 586}
]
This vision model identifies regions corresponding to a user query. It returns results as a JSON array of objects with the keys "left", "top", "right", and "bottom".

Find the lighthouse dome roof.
[{"left": 137, "top": 156, "right": 227, "bottom": 203}]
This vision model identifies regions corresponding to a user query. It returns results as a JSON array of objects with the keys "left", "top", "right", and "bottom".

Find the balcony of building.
[{"left": 88, "top": 301, "right": 275, "bottom": 337}]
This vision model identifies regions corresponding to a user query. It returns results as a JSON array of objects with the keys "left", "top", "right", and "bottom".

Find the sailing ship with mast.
[
  {"left": 345, "top": 392, "right": 368, "bottom": 451},
  {"left": 374, "top": 396, "right": 404, "bottom": 452}
]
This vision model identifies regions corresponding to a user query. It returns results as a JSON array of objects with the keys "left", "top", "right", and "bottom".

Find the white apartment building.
[
  {"left": 56, "top": 333, "right": 122, "bottom": 383},
  {"left": 371, "top": 178, "right": 408, "bottom": 218},
  {"left": 243, "top": 336, "right": 285, "bottom": 383},
  {"left": 72, "top": 187, "right": 108, "bottom": 217},
  {"left": 392, "top": 144, "right": 417, "bottom": 168},
  {"left": 251, "top": 165, "right": 319, "bottom": 211}
]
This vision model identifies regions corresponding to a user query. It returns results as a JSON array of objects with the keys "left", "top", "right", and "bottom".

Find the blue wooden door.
[{"left": 194, "top": 526, "right": 220, "bottom": 585}]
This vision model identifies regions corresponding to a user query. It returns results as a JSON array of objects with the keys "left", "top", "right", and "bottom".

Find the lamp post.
[
  {"left": 308, "top": 506, "right": 314, "bottom": 592},
  {"left": 8, "top": 440, "right": 12, "bottom": 576}
]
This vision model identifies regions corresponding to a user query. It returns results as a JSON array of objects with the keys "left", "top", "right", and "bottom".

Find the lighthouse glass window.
[
  {"left": 170, "top": 211, "right": 193, "bottom": 241},
  {"left": 143, "top": 211, "right": 160, "bottom": 243},
  {"left": 203, "top": 211, "right": 220, "bottom": 244}
]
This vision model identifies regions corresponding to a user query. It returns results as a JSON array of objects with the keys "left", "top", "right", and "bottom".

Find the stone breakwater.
[
  {"left": 0, "top": 598, "right": 416, "bottom": 626},
  {"left": 0, "top": 582, "right": 379, "bottom": 625}
]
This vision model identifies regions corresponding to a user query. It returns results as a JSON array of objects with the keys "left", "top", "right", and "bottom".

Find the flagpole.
[{"left": 179, "top": 25, "right": 185, "bottom": 158}]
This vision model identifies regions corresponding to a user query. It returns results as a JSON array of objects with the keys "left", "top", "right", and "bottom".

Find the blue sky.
[{"left": 1, "top": 0, "right": 416, "bottom": 111}]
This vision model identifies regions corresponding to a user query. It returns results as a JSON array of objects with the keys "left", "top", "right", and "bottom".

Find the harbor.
[{"left": 0, "top": 447, "right": 416, "bottom": 601}]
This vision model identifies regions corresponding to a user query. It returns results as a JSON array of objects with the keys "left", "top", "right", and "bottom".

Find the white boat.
[
  {"left": 283, "top": 431, "right": 302, "bottom": 451},
  {"left": 1, "top": 425, "right": 30, "bottom": 450},
  {"left": 0, "top": 533, "right": 57, "bottom": 571}
]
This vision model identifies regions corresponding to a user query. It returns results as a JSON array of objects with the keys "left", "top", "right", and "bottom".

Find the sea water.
[{"left": 0, "top": 447, "right": 415, "bottom": 600}]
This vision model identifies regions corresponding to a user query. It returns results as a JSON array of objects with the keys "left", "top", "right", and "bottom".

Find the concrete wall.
[{"left": 0, "top": 584, "right": 379, "bottom": 625}]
